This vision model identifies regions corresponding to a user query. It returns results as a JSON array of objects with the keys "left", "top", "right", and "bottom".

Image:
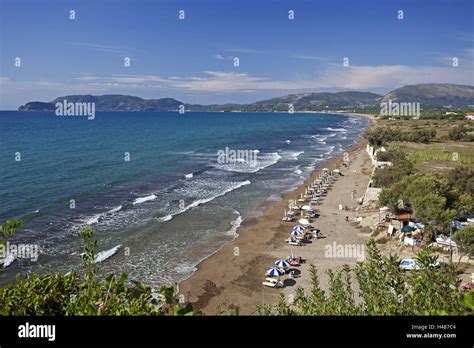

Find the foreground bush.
[
  {"left": 0, "top": 227, "right": 196, "bottom": 316},
  {"left": 257, "top": 240, "right": 474, "bottom": 315}
]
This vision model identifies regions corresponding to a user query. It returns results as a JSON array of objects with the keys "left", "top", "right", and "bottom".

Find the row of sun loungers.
[{"left": 269, "top": 169, "right": 340, "bottom": 288}]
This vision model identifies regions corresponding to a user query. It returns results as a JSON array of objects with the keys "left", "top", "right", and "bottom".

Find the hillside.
[
  {"left": 382, "top": 83, "right": 474, "bottom": 108},
  {"left": 17, "top": 84, "right": 474, "bottom": 112}
]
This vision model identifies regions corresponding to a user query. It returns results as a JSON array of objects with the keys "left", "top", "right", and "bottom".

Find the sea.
[{"left": 0, "top": 111, "right": 368, "bottom": 286}]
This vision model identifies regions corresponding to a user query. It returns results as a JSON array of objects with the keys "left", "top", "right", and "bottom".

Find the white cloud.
[
  {"left": 77, "top": 63, "right": 474, "bottom": 92},
  {"left": 2, "top": 61, "right": 473, "bottom": 109}
]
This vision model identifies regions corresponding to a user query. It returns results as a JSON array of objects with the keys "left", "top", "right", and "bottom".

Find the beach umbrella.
[
  {"left": 266, "top": 267, "right": 283, "bottom": 277},
  {"left": 275, "top": 259, "right": 290, "bottom": 269},
  {"left": 333, "top": 169, "right": 340, "bottom": 173},
  {"left": 301, "top": 205, "right": 313, "bottom": 211},
  {"left": 290, "top": 229, "right": 303, "bottom": 235},
  {"left": 293, "top": 225, "right": 305, "bottom": 232},
  {"left": 322, "top": 168, "right": 329, "bottom": 171}
]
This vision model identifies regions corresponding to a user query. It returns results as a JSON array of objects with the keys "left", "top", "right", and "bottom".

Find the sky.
[{"left": 0, "top": 0, "right": 473, "bottom": 109}]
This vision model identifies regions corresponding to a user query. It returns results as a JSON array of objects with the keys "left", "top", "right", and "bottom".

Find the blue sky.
[{"left": 0, "top": 0, "right": 473, "bottom": 109}]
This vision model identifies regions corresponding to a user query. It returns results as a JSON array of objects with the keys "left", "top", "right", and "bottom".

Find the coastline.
[{"left": 178, "top": 114, "right": 376, "bottom": 314}]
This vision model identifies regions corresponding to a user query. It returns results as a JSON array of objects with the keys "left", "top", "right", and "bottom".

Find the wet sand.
[{"left": 178, "top": 115, "right": 375, "bottom": 314}]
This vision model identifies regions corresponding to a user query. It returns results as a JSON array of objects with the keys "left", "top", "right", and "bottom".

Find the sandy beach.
[{"left": 178, "top": 115, "right": 376, "bottom": 314}]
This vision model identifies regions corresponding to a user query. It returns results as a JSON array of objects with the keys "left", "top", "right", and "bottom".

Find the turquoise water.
[{"left": 0, "top": 111, "right": 367, "bottom": 285}]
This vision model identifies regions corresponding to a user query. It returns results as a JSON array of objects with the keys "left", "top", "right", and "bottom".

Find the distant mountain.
[
  {"left": 18, "top": 91, "right": 383, "bottom": 112},
  {"left": 382, "top": 83, "right": 474, "bottom": 108},
  {"left": 18, "top": 101, "right": 56, "bottom": 111},
  {"left": 19, "top": 95, "right": 185, "bottom": 112},
  {"left": 17, "top": 84, "right": 474, "bottom": 112},
  {"left": 239, "top": 91, "right": 382, "bottom": 112}
]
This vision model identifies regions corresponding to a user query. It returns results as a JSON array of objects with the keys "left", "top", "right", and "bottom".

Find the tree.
[
  {"left": 448, "top": 125, "right": 467, "bottom": 141},
  {"left": 0, "top": 220, "right": 23, "bottom": 245},
  {"left": 456, "top": 193, "right": 474, "bottom": 215},
  {"left": 452, "top": 226, "right": 474, "bottom": 266},
  {"left": 411, "top": 193, "right": 456, "bottom": 233}
]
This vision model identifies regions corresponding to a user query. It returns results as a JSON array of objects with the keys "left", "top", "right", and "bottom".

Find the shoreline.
[{"left": 178, "top": 114, "right": 375, "bottom": 314}]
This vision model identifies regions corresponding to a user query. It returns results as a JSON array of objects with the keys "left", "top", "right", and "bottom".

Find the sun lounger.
[
  {"left": 288, "top": 240, "right": 301, "bottom": 246},
  {"left": 262, "top": 279, "right": 284, "bottom": 288},
  {"left": 282, "top": 216, "right": 295, "bottom": 222}
]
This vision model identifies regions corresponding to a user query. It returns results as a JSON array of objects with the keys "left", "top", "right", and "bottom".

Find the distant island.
[{"left": 18, "top": 83, "right": 474, "bottom": 112}]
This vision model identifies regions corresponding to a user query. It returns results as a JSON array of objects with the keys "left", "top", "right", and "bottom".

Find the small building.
[
  {"left": 395, "top": 213, "right": 412, "bottom": 229},
  {"left": 465, "top": 112, "right": 474, "bottom": 120}
]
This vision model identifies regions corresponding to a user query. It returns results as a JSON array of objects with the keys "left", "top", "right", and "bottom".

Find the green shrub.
[
  {"left": 0, "top": 225, "right": 197, "bottom": 316},
  {"left": 258, "top": 241, "right": 472, "bottom": 315}
]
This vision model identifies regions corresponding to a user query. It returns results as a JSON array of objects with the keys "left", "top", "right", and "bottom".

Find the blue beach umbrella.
[
  {"left": 289, "top": 229, "right": 303, "bottom": 235},
  {"left": 293, "top": 225, "right": 305, "bottom": 232},
  {"left": 266, "top": 267, "right": 284, "bottom": 277},
  {"left": 275, "top": 259, "right": 290, "bottom": 269}
]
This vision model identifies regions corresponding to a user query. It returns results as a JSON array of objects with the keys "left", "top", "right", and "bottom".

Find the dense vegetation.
[
  {"left": 377, "top": 159, "right": 473, "bottom": 232},
  {"left": 365, "top": 127, "right": 436, "bottom": 146},
  {"left": 1, "top": 221, "right": 473, "bottom": 315},
  {"left": 372, "top": 149, "right": 414, "bottom": 187},
  {"left": 257, "top": 241, "right": 473, "bottom": 315},
  {"left": 448, "top": 124, "right": 474, "bottom": 141},
  {"left": 375, "top": 108, "right": 472, "bottom": 120},
  {"left": 0, "top": 222, "right": 196, "bottom": 315}
]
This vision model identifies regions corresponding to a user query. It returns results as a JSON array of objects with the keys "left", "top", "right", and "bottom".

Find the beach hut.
[{"left": 395, "top": 213, "right": 411, "bottom": 229}]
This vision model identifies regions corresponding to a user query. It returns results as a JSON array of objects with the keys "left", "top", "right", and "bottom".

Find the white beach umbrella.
[
  {"left": 299, "top": 218, "right": 311, "bottom": 225},
  {"left": 266, "top": 267, "right": 284, "bottom": 277},
  {"left": 290, "top": 229, "right": 303, "bottom": 235},
  {"left": 322, "top": 168, "right": 329, "bottom": 172},
  {"left": 333, "top": 169, "right": 340, "bottom": 173},
  {"left": 301, "top": 205, "right": 312, "bottom": 211},
  {"left": 275, "top": 259, "right": 290, "bottom": 269}
]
